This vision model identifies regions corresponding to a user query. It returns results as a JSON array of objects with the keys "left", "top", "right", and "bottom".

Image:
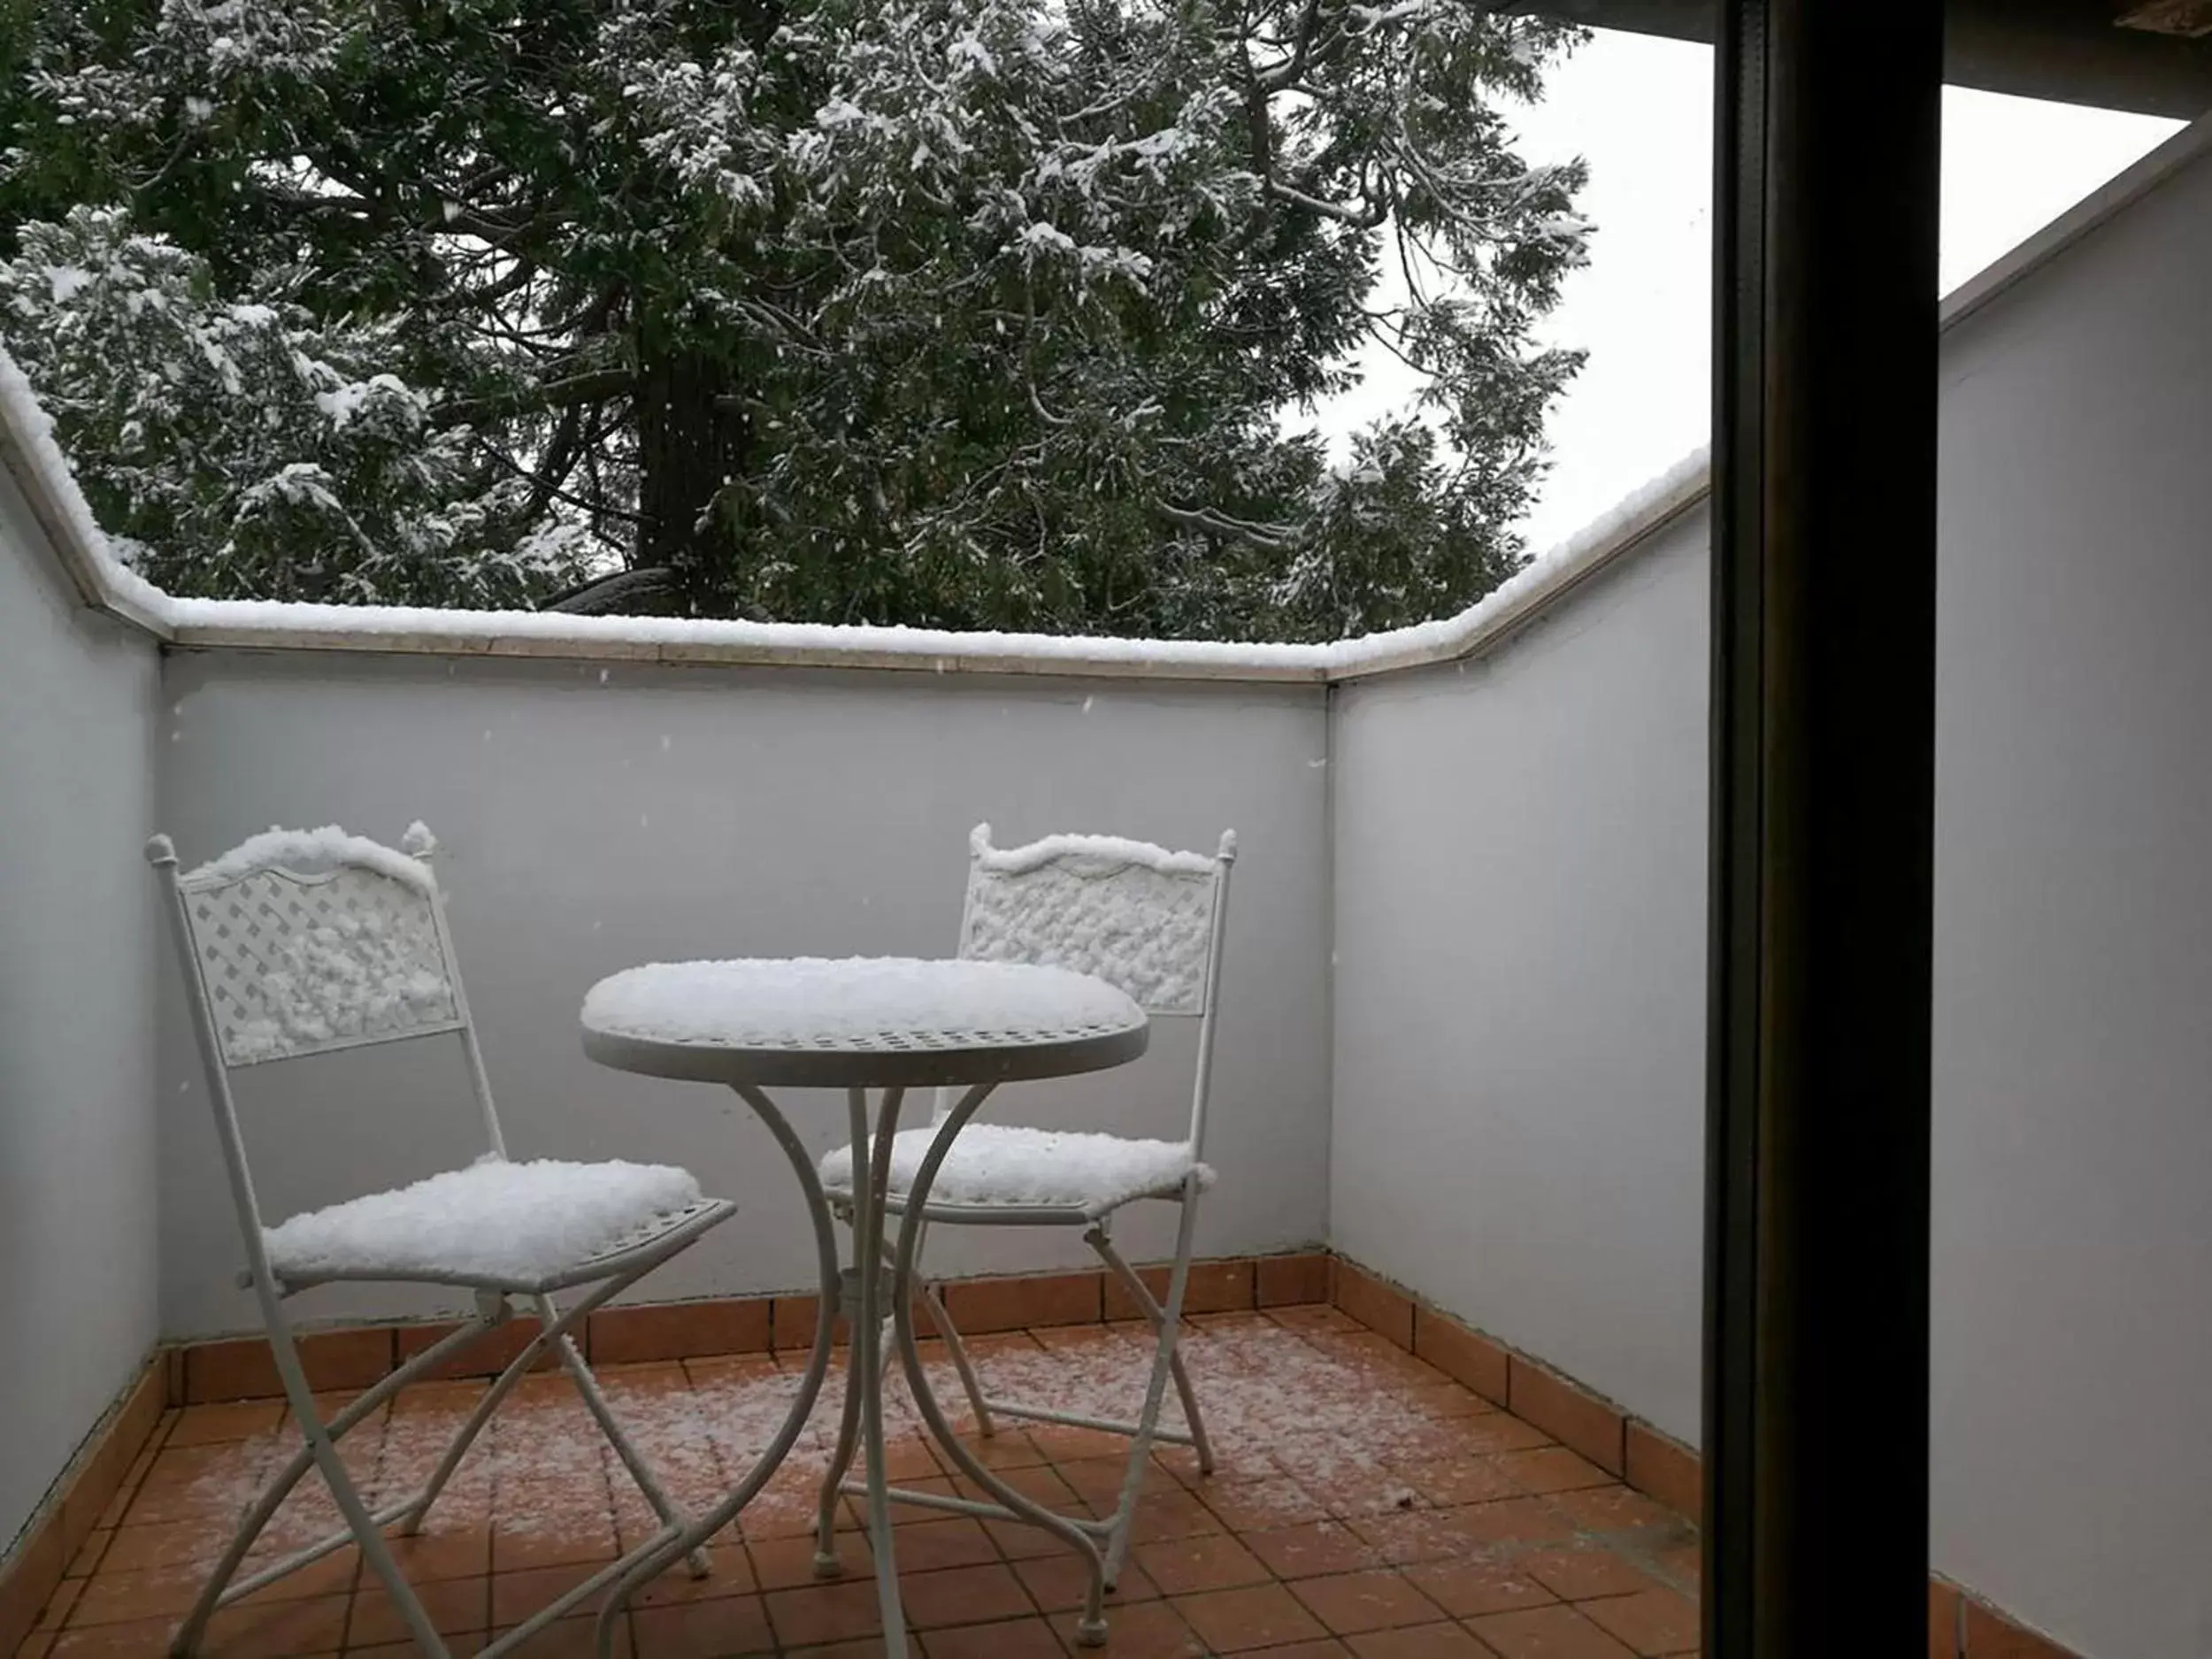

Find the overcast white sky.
[{"left": 1299, "top": 29, "right": 2186, "bottom": 553}]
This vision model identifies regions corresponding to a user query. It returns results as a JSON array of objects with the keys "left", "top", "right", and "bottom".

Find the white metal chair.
[
  {"left": 146, "top": 823, "right": 737, "bottom": 1659},
  {"left": 818, "top": 822, "right": 1236, "bottom": 1588}
]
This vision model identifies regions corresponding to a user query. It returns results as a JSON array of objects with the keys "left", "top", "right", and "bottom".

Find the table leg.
[
  {"left": 889, "top": 1084, "right": 1115, "bottom": 1647},
  {"left": 811, "top": 1294, "right": 868, "bottom": 1577},
  {"left": 846, "top": 1086, "right": 912, "bottom": 1657},
  {"left": 589, "top": 1083, "right": 844, "bottom": 1659}
]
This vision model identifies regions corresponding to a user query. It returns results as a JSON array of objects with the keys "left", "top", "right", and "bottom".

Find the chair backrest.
[
  {"left": 954, "top": 823, "right": 1237, "bottom": 1151},
  {"left": 147, "top": 823, "right": 506, "bottom": 1239}
]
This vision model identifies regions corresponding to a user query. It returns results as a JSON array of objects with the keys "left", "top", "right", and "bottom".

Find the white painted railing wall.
[
  {"left": 0, "top": 468, "right": 163, "bottom": 1552},
  {"left": 1331, "top": 504, "right": 1711, "bottom": 1445},
  {"left": 1332, "top": 142, "right": 2212, "bottom": 1659},
  {"left": 152, "top": 651, "right": 1334, "bottom": 1335}
]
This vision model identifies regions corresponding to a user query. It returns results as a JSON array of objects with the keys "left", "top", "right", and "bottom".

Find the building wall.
[
  {"left": 0, "top": 472, "right": 162, "bottom": 1549},
  {"left": 152, "top": 650, "right": 1333, "bottom": 1336},
  {"left": 1926, "top": 142, "right": 2212, "bottom": 1659},
  {"left": 1331, "top": 145, "right": 2212, "bottom": 1657},
  {"left": 1330, "top": 512, "right": 1712, "bottom": 1446}
]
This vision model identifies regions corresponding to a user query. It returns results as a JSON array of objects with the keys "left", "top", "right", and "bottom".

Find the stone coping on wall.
[{"left": 3, "top": 441, "right": 1712, "bottom": 687}]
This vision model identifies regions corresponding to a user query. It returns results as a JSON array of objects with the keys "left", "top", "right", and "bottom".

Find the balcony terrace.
[{"left": 3, "top": 109, "right": 2209, "bottom": 1659}]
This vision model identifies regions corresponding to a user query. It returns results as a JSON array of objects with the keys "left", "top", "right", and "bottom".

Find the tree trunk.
[{"left": 634, "top": 349, "right": 751, "bottom": 613}]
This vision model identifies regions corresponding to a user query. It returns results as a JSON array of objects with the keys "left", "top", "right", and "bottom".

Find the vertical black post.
[{"left": 1704, "top": 3, "right": 1939, "bottom": 1655}]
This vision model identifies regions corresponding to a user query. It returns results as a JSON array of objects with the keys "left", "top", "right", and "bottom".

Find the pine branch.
[
  {"left": 1156, "top": 501, "right": 1297, "bottom": 547},
  {"left": 1263, "top": 176, "right": 1389, "bottom": 227},
  {"left": 432, "top": 366, "right": 636, "bottom": 429},
  {"left": 1251, "top": 0, "right": 1326, "bottom": 91}
]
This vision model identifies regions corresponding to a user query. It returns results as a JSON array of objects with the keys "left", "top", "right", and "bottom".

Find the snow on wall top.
[
  {"left": 159, "top": 593, "right": 1340, "bottom": 675},
  {"left": 0, "top": 349, "right": 171, "bottom": 625},
  {"left": 0, "top": 336, "right": 1703, "bottom": 682}
]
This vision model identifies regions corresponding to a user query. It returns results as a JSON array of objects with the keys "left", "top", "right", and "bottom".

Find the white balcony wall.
[
  {"left": 152, "top": 652, "right": 1332, "bottom": 1337},
  {"left": 1333, "top": 137, "right": 2212, "bottom": 1658},
  {"left": 1331, "top": 510, "right": 1712, "bottom": 1446},
  {"left": 1927, "top": 137, "right": 2212, "bottom": 1659},
  {"left": 0, "top": 472, "right": 162, "bottom": 1549}
]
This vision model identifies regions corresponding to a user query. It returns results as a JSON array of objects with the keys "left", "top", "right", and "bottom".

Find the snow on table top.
[{"left": 580, "top": 956, "right": 1145, "bottom": 1051}]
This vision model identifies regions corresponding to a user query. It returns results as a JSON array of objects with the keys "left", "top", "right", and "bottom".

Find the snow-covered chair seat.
[
  {"left": 818, "top": 1125, "right": 1215, "bottom": 1220},
  {"left": 264, "top": 1157, "right": 726, "bottom": 1292}
]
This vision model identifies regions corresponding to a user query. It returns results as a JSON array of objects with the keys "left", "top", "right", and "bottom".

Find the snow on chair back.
[
  {"left": 168, "top": 824, "right": 465, "bottom": 1067},
  {"left": 958, "top": 824, "right": 1233, "bottom": 1018}
]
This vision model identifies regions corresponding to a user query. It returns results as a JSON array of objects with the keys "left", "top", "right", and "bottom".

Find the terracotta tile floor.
[{"left": 19, "top": 1310, "right": 1698, "bottom": 1658}]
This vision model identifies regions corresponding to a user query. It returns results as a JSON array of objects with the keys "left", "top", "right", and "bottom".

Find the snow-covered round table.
[{"left": 580, "top": 957, "right": 1148, "bottom": 1656}]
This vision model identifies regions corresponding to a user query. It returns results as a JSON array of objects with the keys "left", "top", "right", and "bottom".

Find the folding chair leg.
[
  {"left": 308, "top": 1425, "right": 449, "bottom": 1659},
  {"left": 872, "top": 1225, "right": 995, "bottom": 1436},
  {"left": 216, "top": 1311, "right": 449, "bottom": 1658},
  {"left": 533, "top": 1294, "right": 712, "bottom": 1578},
  {"left": 1162, "top": 1336, "right": 1212, "bottom": 1474},
  {"left": 920, "top": 1282, "right": 996, "bottom": 1437},
  {"left": 400, "top": 1281, "right": 628, "bottom": 1540},
  {"left": 1088, "top": 1185, "right": 1208, "bottom": 1588},
  {"left": 169, "top": 1313, "right": 506, "bottom": 1656},
  {"left": 1087, "top": 1225, "right": 1216, "bottom": 1475},
  {"left": 396, "top": 1308, "right": 550, "bottom": 1539}
]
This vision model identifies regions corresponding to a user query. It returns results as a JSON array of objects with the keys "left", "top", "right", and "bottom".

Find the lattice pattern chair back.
[
  {"left": 957, "top": 824, "right": 1232, "bottom": 1018},
  {"left": 172, "top": 827, "right": 465, "bottom": 1068}
]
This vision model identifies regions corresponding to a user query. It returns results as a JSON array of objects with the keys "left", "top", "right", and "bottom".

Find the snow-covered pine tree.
[
  {"left": 1, "top": 0, "right": 1589, "bottom": 640},
  {"left": 0, "top": 206, "right": 595, "bottom": 603}
]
